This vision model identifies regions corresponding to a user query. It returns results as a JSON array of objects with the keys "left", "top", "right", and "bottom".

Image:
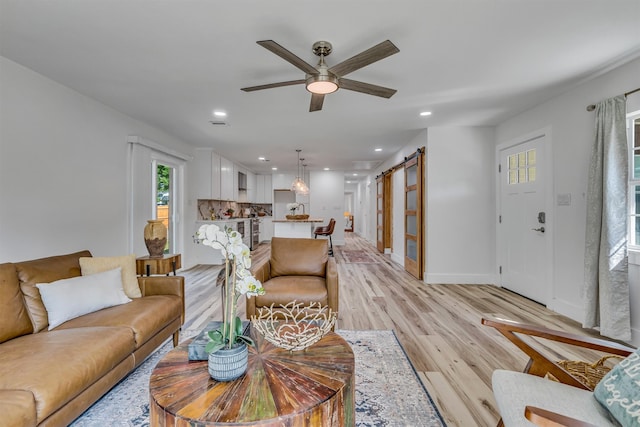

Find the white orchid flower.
[{"left": 237, "top": 275, "right": 264, "bottom": 297}]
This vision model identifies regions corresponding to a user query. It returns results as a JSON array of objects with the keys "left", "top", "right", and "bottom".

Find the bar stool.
[{"left": 314, "top": 218, "right": 336, "bottom": 256}]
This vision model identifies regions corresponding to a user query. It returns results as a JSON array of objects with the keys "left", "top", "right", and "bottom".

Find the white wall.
[
  {"left": 0, "top": 57, "right": 193, "bottom": 262},
  {"left": 495, "top": 57, "right": 640, "bottom": 344},
  {"left": 309, "top": 171, "right": 345, "bottom": 246},
  {"left": 426, "top": 127, "right": 496, "bottom": 284},
  {"left": 366, "top": 128, "right": 495, "bottom": 284}
]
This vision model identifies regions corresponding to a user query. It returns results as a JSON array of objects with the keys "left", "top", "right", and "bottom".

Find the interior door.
[
  {"left": 498, "top": 136, "right": 548, "bottom": 304},
  {"left": 376, "top": 177, "right": 384, "bottom": 252},
  {"left": 404, "top": 154, "right": 424, "bottom": 279}
]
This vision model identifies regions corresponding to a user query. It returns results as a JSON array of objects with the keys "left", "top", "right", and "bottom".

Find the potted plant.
[{"left": 196, "top": 224, "right": 265, "bottom": 381}]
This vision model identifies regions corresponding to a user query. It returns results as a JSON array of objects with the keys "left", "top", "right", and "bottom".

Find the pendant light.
[
  {"left": 298, "top": 161, "right": 310, "bottom": 195},
  {"left": 291, "top": 149, "right": 309, "bottom": 195}
]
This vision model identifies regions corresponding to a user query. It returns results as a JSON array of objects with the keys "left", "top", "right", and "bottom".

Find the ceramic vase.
[
  {"left": 144, "top": 219, "right": 167, "bottom": 258},
  {"left": 208, "top": 343, "right": 248, "bottom": 382}
]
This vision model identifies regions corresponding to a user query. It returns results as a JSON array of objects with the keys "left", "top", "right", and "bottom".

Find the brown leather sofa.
[
  {"left": 247, "top": 237, "right": 338, "bottom": 318},
  {"left": 0, "top": 250, "right": 184, "bottom": 427}
]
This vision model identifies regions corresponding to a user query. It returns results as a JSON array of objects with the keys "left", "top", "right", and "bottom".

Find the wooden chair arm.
[
  {"left": 481, "top": 317, "right": 635, "bottom": 389},
  {"left": 525, "top": 406, "right": 600, "bottom": 427}
]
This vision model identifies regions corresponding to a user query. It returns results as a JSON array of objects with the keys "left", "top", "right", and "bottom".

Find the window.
[
  {"left": 629, "top": 112, "right": 640, "bottom": 247},
  {"left": 153, "top": 161, "right": 178, "bottom": 254},
  {"left": 507, "top": 149, "right": 536, "bottom": 185}
]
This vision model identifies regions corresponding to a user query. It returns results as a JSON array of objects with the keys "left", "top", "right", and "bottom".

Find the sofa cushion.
[
  {"left": 0, "top": 389, "right": 37, "bottom": 427},
  {"left": 0, "top": 263, "right": 33, "bottom": 343},
  {"left": 80, "top": 254, "right": 142, "bottom": 298},
  {"left": 15, "top": 250, "right": 92, "bottom": 332},
  {"left": 492, "top": 369, "right": 619, "bottom": 426},
  {"left": 255, "top": 276, "right": 328, "bottom": 308},
  {"left": 270, "top": 237, "right": 328, "bottom": 278},
  {"left": 54, "top": 295, "right": 182, "bottom": 346},
  {"left": 0, "top": 326, "right": 135, "bottom": 424},
  {"left": 36, "top": 267, "right": 131, "bottom": 330},
  {"left": 594, "top": 348, "right": 640, "bottom": 426}
]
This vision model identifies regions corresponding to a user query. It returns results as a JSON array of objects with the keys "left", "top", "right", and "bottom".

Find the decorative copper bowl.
[
  {"left": 286, "top": 214, "right": 310, "bottom": 220},
  {"left": 251, "top": 301, "right": 337, "bottom": 351}
]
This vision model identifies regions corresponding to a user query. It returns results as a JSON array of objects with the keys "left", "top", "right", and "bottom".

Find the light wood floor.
[{"left": 181, "top": 233, "right": 609, "bottom": 427}]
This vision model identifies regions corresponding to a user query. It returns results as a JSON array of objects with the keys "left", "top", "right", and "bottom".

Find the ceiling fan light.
[{"left": 306, "top": 75, "right": 339, "bottom": 95}]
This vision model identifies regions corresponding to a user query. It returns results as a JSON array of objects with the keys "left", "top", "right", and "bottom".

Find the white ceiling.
[{"left": 1, "top": 0, "right": 639, "bottom": 177}]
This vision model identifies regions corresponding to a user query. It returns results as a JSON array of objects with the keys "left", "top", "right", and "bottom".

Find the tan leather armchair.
[{"left": 247, "top": 237, "right": 338, "bottom": 319}]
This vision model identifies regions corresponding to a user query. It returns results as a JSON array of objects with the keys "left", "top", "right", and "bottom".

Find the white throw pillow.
[
  {"left": 79, "top": 254, "right": 142, "bottom": 298},
  {"left": 36, "top": 267, "right": 131, "bottom": 330}
]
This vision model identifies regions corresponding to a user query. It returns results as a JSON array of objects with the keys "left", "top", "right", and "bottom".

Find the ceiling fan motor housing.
[{"left": 312, "top": 41, "right": 332, "bottom": 57}]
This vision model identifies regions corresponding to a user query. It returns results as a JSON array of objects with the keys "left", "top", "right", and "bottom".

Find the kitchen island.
[{"left": 272, "top": 218, "right": 324, "bottom": 238}]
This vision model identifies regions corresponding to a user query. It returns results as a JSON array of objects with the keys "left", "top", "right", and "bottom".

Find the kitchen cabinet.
[
  {"left": 271, "top": 173, "right": 295, "bottom": 190},
  {"left": 211, "top": 152, "right": 221, "bottom": 200},
  {"left": 220, "top": 156, "right": 234, "bottom": 200},
  {"left": 246, "top": 171, "right": 256, "bottom": 203},
  {"left": 259, "top": 217, "right": 273, "bottom": 242},
  {"left": 255, "top": 175, "right": 273, "bottom": 203},
  {"left": 191, "top": 148, "right": 213, "bottom": 199}
]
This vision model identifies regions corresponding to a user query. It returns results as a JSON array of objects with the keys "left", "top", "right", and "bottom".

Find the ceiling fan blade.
[
  {"left": 309, "top": 93, "right": 325, "bottom": 112},
  {"left": 339, "top": 79, "right": 397, "bottom": 98},
  {"left": 328, "top": 40, "right": 399, "bottom": 77},
  {"left": 257, "top": 40, "right": 318, "bottom": 75},
  {"left": 241, "top": 79, "right": 305, "bottom": 92}
]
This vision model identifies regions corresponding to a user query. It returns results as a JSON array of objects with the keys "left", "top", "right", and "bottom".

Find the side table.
[{"left": 136, "top": 254, "right": 181, "bottom": 276}]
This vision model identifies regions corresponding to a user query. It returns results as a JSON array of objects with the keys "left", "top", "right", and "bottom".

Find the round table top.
[{"left": 149, "top": 328, "right": 355, "bottom": 426}]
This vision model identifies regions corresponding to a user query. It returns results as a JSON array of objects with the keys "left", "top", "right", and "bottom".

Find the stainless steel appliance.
[{"left": 250, "top": 218, "right": 261, "bottom": 250}]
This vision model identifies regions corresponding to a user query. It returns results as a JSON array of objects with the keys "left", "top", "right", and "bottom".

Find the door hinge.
[
  {"left": 499, "top": 266, "right": 502, "bottom": 274},
  {"left": 498, "top": 164, "right": 501, "bottom": 173},
  {"left": 498, "top": 215, "right": 502, "bottom": 223}
]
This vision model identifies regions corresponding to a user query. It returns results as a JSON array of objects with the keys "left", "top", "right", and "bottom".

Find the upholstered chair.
[{"left": 247, "top": 237, "right": 338, "bottom": 320}]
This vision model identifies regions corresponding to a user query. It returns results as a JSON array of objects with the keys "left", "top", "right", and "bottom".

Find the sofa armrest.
[
  {"left": 138, "top": 275, "right": 185, "bottom": 324},
  {"left": 481, "top": 317, "right": 635, "bottom": 389},
  {"left": 326, "top": 257, "right": 338, "bottom": 313},
  {"left": 525, "top": 406, "right": 600, "bottom": 427}
]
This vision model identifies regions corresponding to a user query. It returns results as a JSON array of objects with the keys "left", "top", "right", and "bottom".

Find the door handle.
[{"left": 531, "top": 227, "right": 545, "bottom": 233}]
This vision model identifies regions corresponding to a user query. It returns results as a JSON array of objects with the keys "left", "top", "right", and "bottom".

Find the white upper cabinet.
[
  {"left": 271, "top": 173, "right": 295, "bottom": 190},
  {"left": 211, "top": 152, "right": 221, "bottom": 200},
  {"left": 220, "top": 156, "right": 234, "bottom": 200},
  {"left": 191, "top": 148, "right": 213, "bottom": 199},
  {"left": 255, "top": 174, "right": 273, "bottom": 203}
]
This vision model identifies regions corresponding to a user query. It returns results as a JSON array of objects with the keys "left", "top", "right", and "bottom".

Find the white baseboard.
[
  {"left": 424, "top": 273, "right": 498, "bottom": 285},
  {"left": 390, "top": 253, "right": 404, "bottom": 266},
  {"left": 547, "top": 298, "right": 583, "bottom": 323}
]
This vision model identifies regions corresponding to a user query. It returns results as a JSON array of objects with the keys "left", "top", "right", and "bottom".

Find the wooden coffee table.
[{"left": 149, "top": 327, "right": 355, "bottom": 426}]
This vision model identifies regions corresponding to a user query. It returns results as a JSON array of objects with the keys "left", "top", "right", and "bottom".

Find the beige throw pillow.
[
  {"left": 79, "top": 254, "right": 142, "bottom": 298},
  {"left": 36, "top": 267, "right": 131, "bottom": 330}
]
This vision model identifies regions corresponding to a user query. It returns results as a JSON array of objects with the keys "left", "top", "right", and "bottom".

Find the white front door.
[{"left": 498, "top": 135, "right": 549, "bottom": 304}]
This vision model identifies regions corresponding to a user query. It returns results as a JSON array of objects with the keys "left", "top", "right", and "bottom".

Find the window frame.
[{"left": 628, "top": 110, "right": 640, "bottom": 249}]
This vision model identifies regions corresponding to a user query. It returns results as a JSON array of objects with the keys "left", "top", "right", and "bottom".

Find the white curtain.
[{"left": 583, "top": 95, "right": 630, "bottom": 341}]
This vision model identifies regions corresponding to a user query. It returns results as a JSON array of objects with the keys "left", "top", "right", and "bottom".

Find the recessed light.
[
  {"left": 272, "top": 167, "right": 278, "bottom": 171},
  {"left": 258, "top": 157, "right": 265, "bottom": 161},
  {"left": 213, "top": 111, "right": 227, "bottom": 117},
  {"left": 420, "top": 111, "right": 432, "bottom": 116},
  {"left": 353, "top": 173, "right": 358, "bottom": 176},
  {"left": 346, "top": 181, "right": 352, "bottom": 184},
  {"left": 374, "top": 148, "right": 382, "bottom": 152},
  {"left": 324, "top": 167, "right": 330, "bottom": 171}
]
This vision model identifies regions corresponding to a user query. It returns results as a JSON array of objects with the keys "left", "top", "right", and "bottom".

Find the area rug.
[
  {"left": 71, "top": 330, "right": 445, "bottom": 427},
  {"left": 342, "top": 250, "right": 380, "bottom": 264}
]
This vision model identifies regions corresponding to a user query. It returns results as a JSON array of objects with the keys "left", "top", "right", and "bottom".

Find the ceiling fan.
[{"left": 241, "top": 39, "right": 399, "bottom": 112}]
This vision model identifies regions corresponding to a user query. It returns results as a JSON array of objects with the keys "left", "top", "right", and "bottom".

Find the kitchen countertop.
[
  {"left": 196, "top": 217, "right": 271, "bottom": 223},
  {"left": 272, "top": 218, "right": 324, "bottom": 223}
]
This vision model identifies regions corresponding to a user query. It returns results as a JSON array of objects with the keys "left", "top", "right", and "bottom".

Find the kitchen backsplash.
[{"left": 197, "top": 199, "right": 272, "bottom": 220}]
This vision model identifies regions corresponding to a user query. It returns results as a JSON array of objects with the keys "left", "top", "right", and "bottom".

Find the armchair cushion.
[
  {"left": 594, "top": 348, "right": 640, "bottom": 426},
  {"left": 255, "top": 276, "right": 328, "bottom": 308},
  {"left": 270, "top": 237, "right": 328, "bottom": 277},
  {"left": 492, "top": 369, "right": 619, "bottom": 427}
]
